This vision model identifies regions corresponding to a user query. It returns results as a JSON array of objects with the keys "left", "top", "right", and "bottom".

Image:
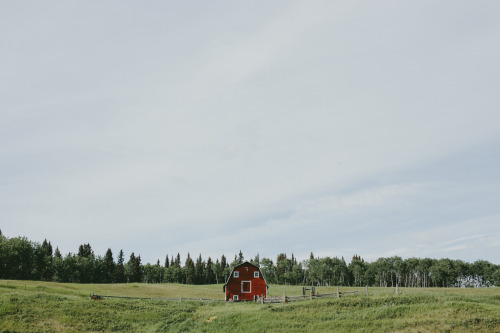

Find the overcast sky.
[{"left": 1, "top": 1, "right": 499, "bottom": 265}]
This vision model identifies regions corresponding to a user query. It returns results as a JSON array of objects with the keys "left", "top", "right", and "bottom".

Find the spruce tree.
[
  {"left": 54, "top": 247, "right": 62, "bottom": 258},
  {"left": 52, "top": 247, "right": 63, "bottom": 282},
  {"left": 185, "top": 253, "right": 195, "bottom": 284},
  {"left": 206, "top": 257, "right": 215, "bottom": 284},
  {"left": 194, "top": 254, "right": 205, "bottom": 284},
  {"left": 238, "top": 250, "right": 244, "bottom": 264},
  {"left": 126, "top": 253, "right": 136, "bottom": 283},
  {"left": 221, "top": 255, "right": 227, "bottom": 270},
  {"left": 214, "top": 259, "right": 221, "bottom": 284},
  {"left": 104, "top": 248, "right": 115, "bottom": 283},
  {"left": 115, "top": 250, "right": 126, "bottom": 283},
  {"left": 78, "top": 243, "right": 93, "bottom": 258},
  {"left": 164, "top": 255, "right": 170, "bottom": 268},
  {"left": 253, "top": 254, "right": 260, "bottom": 267},
  {"left": 133, "top": 255, "right": 142, "bottom": 282},
  {"left": 36, "top": 239, "right": 54, "bottom": 281}
]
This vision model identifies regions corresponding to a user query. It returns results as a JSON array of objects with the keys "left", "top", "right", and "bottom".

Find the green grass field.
[{"left": 1, "top": 280, "right": 499, "bottom": 332}]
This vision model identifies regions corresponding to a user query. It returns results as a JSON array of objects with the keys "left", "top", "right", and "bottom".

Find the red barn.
[{"left": 224, "top": 262, "right": 268, "bottom": 301}]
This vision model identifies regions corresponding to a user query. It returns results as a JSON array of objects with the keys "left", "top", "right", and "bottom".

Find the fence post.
[
  {"left": 396, "top": 284, "right": 399, "bottom": 295},
  {"left": 283, "top": 290, "right": 286, "bottom": 304},
  {"left": 261, "top": 294, "right": 264, "bottom": 305},
  {"left": 366, "top": 285, "right": 368, "bottom": 297},
  {"left": 337, "top": 287, "right": 340, "bottom": 298}
]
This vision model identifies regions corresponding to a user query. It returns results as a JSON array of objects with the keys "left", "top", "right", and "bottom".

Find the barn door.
[{"left": 241, "top": 281, "right": 251, "bottom": 293}]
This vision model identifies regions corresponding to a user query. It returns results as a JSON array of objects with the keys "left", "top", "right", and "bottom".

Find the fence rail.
[
  {"left": 91, "top": 287, "right": 368, "bottom": 304},
  {"left": 263, "top": 287, "right": 367, "bottom": 304},
  {"left": 91, "top": 294, "right": 224, "bottom": 302}
]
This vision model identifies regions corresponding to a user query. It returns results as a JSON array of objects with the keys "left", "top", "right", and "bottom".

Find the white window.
[
  {"left": 234, "top": 271, "right": 239, "bottom": 278},
  {"left": 254, "top": 271, "right": 259, "bottom": 278},
  {"left": 233, "top": 295, "right": 238, "bottom": 301}
]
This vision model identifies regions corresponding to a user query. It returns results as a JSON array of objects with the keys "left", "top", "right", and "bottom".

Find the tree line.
[{"left": 1, "top": 231, "right": 499, "bottom": 287}]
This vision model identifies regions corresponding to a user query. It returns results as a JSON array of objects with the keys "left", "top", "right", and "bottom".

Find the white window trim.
[
  {"left": 241, "top": 281, "right": 252, "bottom": 293},
  {"left": 234, "top": 271, "right": 239, "bottom": 278},
  {"left": 233, "top": 295, "right": 238, "bottom": 301},
  {"left": 254, "top": 271, "right": 259, "bottom": 278}
]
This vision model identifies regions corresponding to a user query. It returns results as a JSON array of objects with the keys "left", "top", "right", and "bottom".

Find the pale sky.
[{"left": 1, "top": 1, "right": 499, "bottom": 265}]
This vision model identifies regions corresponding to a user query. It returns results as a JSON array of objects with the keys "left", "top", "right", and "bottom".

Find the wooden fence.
[
  {"left": 262, "top": 286, "right": 368, "bottom": 304},
  {"left": 91, "top": 286, "right": 368, "bottom": 304},
  {"left": 91, "top": 294, "right": 224, "bottom": 302}
]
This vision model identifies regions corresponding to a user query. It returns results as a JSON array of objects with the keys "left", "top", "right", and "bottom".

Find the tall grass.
[{"left": 1, "top": 280, "right": 499, "bottom": 332}]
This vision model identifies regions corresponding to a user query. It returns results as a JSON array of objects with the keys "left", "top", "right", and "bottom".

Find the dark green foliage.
[
  {"left": 260, "top": 257, "right": 276, "bottom": 283},
  {"left": 237, "top": 250, "right": 244, "bottom": 264},
  {"left": 0, "top": 232, "right": 499, "bottom": 287},
  {"left": 143, "top": 261, "right": 164, "bottom": 283},
  {"left": 164, "top": 254, "right": 170, "bottom": 268},
  {"left": 102, "top": 248, "right": 115, "bottom": 283},
  {"left": 184, "top": 253, "right": 195, "bottom": 285},
  {"left": 78, "top": 243, "right": 93, "bottom": 258},
  {"left": 125, "top": 253, "right": 143, "bottom": 283},
  {"left": 205, "top": 257, "right": 215, "bottom": 285},
  {"left": 194, "top": 254, "right": 204, "bottom": 284},
  {"left": 115, "top": 249, "right": 126, "bottom": 283}
]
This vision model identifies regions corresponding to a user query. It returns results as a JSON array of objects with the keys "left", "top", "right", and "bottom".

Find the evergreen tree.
[
  {"left": 54, "top": 247, "right": 62, "bottom": 258},
  {"left": 115, "top": 250, "right": 126, "bottom": 283},
  {"left": 52, "top": 248, "right": 63, "bottom": 282},
  {"left": 63, "top": 253, "right": 77, "bottom": 283},
  {"left": 103, "top": 248, "right": 115, "bottom": 283},
  {"left": 133, "top": 254, "right": 143, "bottom": 282},
  {"left": 33, "top": 242, "right": 45, "bottom": 280},
  {"left": 194, "top": 254, "right": 205, "bottom": 284},
  {"left": 276, "top": 253, "right": 290, "bottom": 285},
  {"left": 165, "top": 254, "right": 182, "bottom": 283},
  {"left": 34, "top": 239, "right": 54, "bottom": 281},
  {"left": 164, "top": 255, "right": 170, "bottom": 268},
  {"left": 94, "top": 255, "right": 106, "bottom": 283},
  {"left": 125, "top": 252, "right": 135, "bottom": 283},
  {"left": 206, "top": 257, "right": 215, "bottom": 284},
  {"left": 155, "top": 259, "right": 164, "bottom": 283},
  {"left": 185, "top": 253, "right": 195, "bottom": 284},
  {"left": 75, "top": 244, "right": 95, "bottom": 283},
  {"left": 43, "top": 240, "right": 53, "bottom": 280},
  {"left": 78, "top": 243, "right": 93, "bottom": 258},
  {"left": 253, "top": 254, "right": 260, "bottom": 267},
  {"left": 221, "top": 255, "right": 227, "bottom": 270},
  {"left": 214, "top": 259, "right": 221, "bottom": 284},
  {"left": 238, "top": 250, "right": 244, "bottom": 264},
  {"left": 220, "top": 255, "right": 229, "bottom": 282}
]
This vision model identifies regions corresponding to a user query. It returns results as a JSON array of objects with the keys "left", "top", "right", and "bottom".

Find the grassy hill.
[{"left": 1, "top": 280, "right": 499, "bottom": 332}]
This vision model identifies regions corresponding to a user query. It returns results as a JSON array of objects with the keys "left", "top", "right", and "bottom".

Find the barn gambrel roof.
[{"left": 224, "top": 261, "right": 269, "bottom": 287}]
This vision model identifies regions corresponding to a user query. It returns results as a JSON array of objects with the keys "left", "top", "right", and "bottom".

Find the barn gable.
[{"left": 224, "top": 261, "right": 268, "bottom": 301}]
